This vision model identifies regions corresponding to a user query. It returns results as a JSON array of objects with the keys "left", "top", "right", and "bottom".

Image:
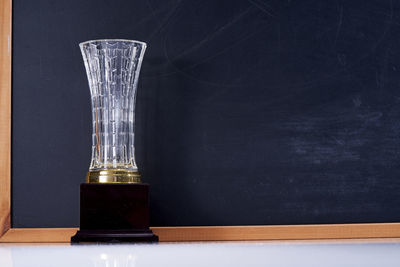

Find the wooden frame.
[
  {"left": 2, "top": 0, "right": 400, "bottom": 243},
  {"left": 0, "top": 0, "right": 12, "bottom": 240}
]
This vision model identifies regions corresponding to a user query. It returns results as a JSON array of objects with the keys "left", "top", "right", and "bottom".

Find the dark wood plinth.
[
  {"left": 71, "top": 229, "right": 158, "bottom": 243},
  {"left": 71, "top": 183, "right": 158, "bottom": 243}
]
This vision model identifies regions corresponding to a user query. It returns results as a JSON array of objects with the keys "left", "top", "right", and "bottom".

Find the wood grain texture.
[
  {"left": 1, "top": 224, "right": 400, "bottom": 243},
  {"left": 0, "top": 228, "right": 77, "bottom": 242},
  {"left": 0, "top": 0, "right": 11, "bottom": 238},
  {"left": 152, "top": 224, "right": 400, "bottom": 242}
]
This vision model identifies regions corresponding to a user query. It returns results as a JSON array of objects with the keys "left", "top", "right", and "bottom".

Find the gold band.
[{"left": 86, "top": 169, "right": 141, "bottom": 183}]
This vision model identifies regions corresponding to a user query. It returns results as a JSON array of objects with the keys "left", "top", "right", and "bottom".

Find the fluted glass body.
[{"left": 80, "top": 39, "right": 146, "bottom": 178}]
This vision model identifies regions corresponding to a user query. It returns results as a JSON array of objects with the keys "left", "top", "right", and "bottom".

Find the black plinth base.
[
  {"left": 71, "top": 183, "right": 158, "bottom": 244},
  {"left": 71, "top": 229, "right": 158, "bottom": 243}
]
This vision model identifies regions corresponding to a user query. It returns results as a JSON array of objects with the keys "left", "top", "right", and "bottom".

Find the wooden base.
[
  {"left": 3, "top": 224, "right": 400, "bottom": 242},
  {"left": 71, "top": 183, "right": 158, "bottom": 244},
  {"left": 71, "top": 229, "right": 158, "bottom": 243}
]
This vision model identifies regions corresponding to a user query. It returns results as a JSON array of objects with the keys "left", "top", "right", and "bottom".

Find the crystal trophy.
[{"left": 71, "top": 39, "right": 158, "bottom": 243}]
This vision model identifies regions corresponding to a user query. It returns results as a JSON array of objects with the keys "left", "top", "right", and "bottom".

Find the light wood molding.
[
  {"left": 0, "top": 0, "right": 11, "bottom": 237},
  {"left": 151, "top": 223, "right": 400, "bottom": 242},
  {"left": 2, "top": 223, "right": 400, "bottom": 243},
  {"left": 2, "top": 0, "right": 400, "bottom": 243}
]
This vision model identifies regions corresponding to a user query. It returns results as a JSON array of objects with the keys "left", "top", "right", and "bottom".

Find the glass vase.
[{"left": 80, "top": 39, "right": 147, "bottom": 183}]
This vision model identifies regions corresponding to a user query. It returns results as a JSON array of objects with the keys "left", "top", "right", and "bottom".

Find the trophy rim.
[{"left": 79, "top": 39, "right": 147, "bottom": 48}]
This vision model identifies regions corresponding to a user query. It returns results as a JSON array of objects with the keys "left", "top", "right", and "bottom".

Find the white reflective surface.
[{"left": 1, "top": 242, "right": 400, "bottom": 267}]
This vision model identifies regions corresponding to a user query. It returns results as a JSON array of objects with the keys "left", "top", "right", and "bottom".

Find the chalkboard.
[{"left": 12, "top": 0, "right": 400, "bottom": 228}]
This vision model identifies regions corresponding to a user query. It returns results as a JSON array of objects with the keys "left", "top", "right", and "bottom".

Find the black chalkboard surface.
[{"left": 12, "top": 0, "right": 400, "bottom": 228}]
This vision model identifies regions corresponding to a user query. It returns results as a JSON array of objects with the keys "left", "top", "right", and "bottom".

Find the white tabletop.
[{"left": 1, "top": 241, "right": 400, "bottom": 267}]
